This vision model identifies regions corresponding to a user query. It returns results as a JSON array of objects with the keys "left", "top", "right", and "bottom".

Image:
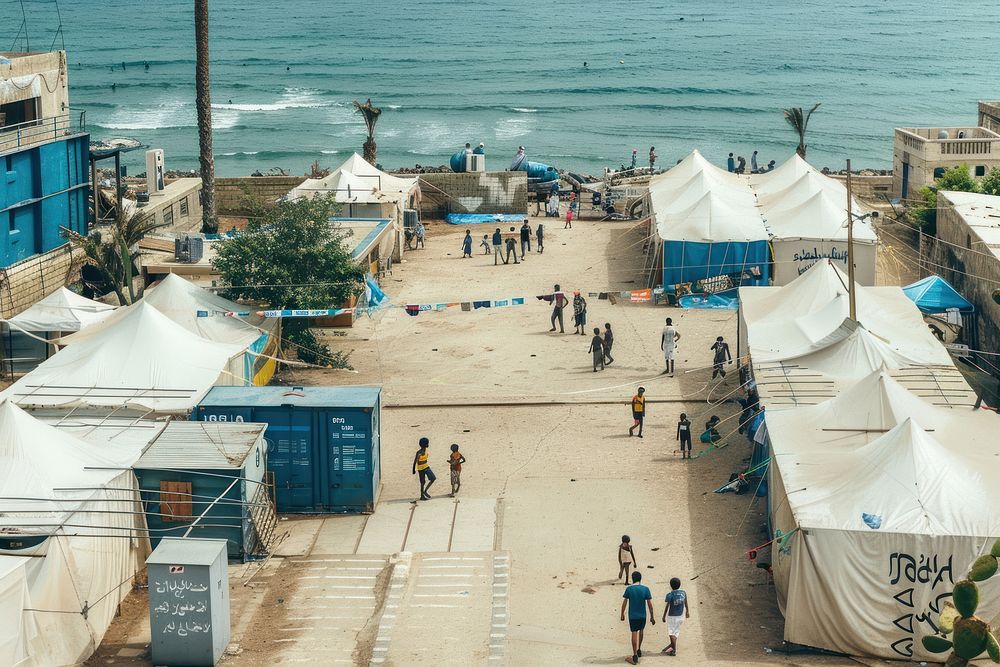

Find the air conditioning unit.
[
  {"left": 146, "top": 149, "right": 165, "bottom": 194},
  {"left": 403, "top": 208, "right": 418, "bottom": 230},
  {"left": 174, "top": 235, "right": 204, "bottom": 263}
]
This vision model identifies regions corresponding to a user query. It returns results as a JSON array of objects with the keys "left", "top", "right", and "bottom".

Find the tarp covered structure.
[
  {"left": 648, "top": 151, "right": 770, "bottom": 287},
  {"left": 0, "top": 400, "right": 148, "bottom": 667},
  {"left": 5, "top": 288, "right": 115, "bottom": 333},
  {"left": 1, "top": 302, "right": 246, "bottom": 414},
  {"left": 287, "top": 153, "right": 419, "bottom": 261},
  {"left": 750, "top": 155, "right": 877, "bottom": 285},
  {"left": 764, "top": 375, "right": 1000, "bottom": 661},
  {"left": 902, "top": 275, "right": 975, "bottom": 314}
]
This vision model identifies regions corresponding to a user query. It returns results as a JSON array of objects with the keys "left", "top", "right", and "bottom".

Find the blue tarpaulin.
[
  {"left": 446, "top": 213, "right": 528, "bottom": 225},
  {"left": 662, "top": 240, "right": 770, "bottom": 286},
  {"left": 902, "top": 275, "right": 975, "bottom": 313},
  {"left": 678, "top": 293, "right": 739, "bottom": 309}
]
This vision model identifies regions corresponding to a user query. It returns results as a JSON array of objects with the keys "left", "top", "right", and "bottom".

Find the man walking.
[
  {"left": 536, "top": 222, "right": 544, "bottom": 254},
  {"left": 628, "top": 387, "right": 646, "bottom": 438},
  {"left": 710, "top": 336, "right": 732, "bottom": 379},
  {"left": 549, "top": 284, "right": 568, "bottom": 333},
  {"left": 411, "top": 437, "right": 436, "bottom": 500},
  {"left": 520, "top": 219, "right": 532, "bottom": 258},
  {"left": 492, "top": 227, "right": 503, "bottom": 265},
  {"left": 620, "top": 571, "right": 654, "bottom": 665},
  {"left": 661, "top": 317, "right": 680, "bottom": 376}
]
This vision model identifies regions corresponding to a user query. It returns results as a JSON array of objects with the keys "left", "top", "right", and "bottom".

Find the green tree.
[
  {"left": 782, "top": 104, "right": 821, "bottom": 158},
  {"left": 980, "top": 167, "right": 1000, "bottom": 197},
  {"left": 909, "top": 164, "right": 979, "bottom": 234},
  {"left": 62, "top": 210, "right": 168, "bottom": 305},
  {"left": 211, "top": 196, "right": 363, "bottom": 367}
]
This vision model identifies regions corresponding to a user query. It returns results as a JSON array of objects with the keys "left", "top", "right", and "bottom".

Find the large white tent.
[
  {"left": 5, "top": 288, "right": 115, "bottom": 333},
  {"left": 1, "top": 302, "right": 246, "bottom": 414},
  {"left": 287, "top": 153, "right": 419, "bottom": 261},
  {"left": 0, "top": 400, "right": 148, "bottom": 667},
  {"left": 765, "top": 379, "right": 1000, "bottom": 661}
]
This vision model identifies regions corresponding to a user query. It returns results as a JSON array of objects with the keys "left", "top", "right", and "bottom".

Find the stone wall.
[
  {"left": 922, "top": 191, "right": 1000, "bottom": 363},
  {"left": 0, "top": 243, "right": 83, "bottom": 319},
  {"left": 828, "top": 174, "right": 894, "bottom": 204},
  {"left": 417, "top": 171, "right": 528, "bottom": 218},
  {"left": 214, "top": 176, "right": 307, "bottom": 215},
  {"left": 979, "top": 101, "right": 1000, "bottom": 135}
]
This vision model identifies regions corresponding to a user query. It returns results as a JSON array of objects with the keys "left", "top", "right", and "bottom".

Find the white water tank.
[
  {"left": 937, "top": 129, "right": 950, "bottom": 140},
  {"left": 146, "top": 149, "right": 165, "bottom": 194}
]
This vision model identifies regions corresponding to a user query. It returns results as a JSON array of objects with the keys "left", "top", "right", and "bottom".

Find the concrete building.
[
  {"left": 892, "top": 125, "right": 1000, "bottom": 199},
  {"left": 1, "top": 51, "right": 89, "bottom": 320},
  {"left": 138, "top": 177, "right": 204, "bottom": 232},
  {"left": 923, "top": 190, "right": 1000, "bottom": 365},
  {"left": 979, "top": 101, "right": 1000, "bottom": 135}
]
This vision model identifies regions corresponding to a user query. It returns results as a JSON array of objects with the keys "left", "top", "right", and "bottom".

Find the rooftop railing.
[{"left": 0, "top": 109, "right": 87, "bottom": 154}]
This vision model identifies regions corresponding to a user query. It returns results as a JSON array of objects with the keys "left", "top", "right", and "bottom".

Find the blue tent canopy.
[
  {"left": 902, "top": 275, "right": 975, "bottom": 313},
  {"left": 662, "top": 240, "right": 770, "bottom": 287}
]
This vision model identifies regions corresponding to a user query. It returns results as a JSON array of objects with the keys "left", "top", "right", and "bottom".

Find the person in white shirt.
[{"left": 661, "top": 317, "right": 680, "bottom": 376}]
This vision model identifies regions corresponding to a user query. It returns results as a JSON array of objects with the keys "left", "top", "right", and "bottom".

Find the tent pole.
[{"left": 846, "top": 159, "right": 856, "bottom": 321}]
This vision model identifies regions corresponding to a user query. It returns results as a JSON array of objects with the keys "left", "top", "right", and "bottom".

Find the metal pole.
[
  {"left": 183, "top": 475, "right": 241, "bottom": 537},
  {"left": 846, "top": 159, "right": 856, "bottom": 321}
]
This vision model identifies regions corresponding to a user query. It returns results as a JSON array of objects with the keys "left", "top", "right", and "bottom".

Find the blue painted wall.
[{"left": 0, "top": 134, "right": 89, "bottom": 267}]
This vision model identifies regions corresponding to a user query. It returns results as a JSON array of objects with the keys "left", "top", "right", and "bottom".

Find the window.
[
  {"left": 975, "top": 165, "right": 987, "bottom": 177},
  {"left": 159, "top": 481, "right": 193, "bottom": 522},
  {"left": 0, "top": 98, "right": 39, "bottom": 128},
  {"left": 179, "top": 196, "right": 189, "bottom": 217},
  {"left": 163, "top": 206, "right": 174, "bottom": 227},
  {"left": 967, "top": 234, "right": 972, "bottom": 249},
  {"left": 933, "top": 167, "right": 947, "bottom": 179}
]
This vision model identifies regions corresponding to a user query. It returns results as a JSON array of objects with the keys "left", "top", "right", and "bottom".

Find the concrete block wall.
[
  {"left": 829, "top": 174, "right": 894, "bottom": 204},
  {"left": 0, "top": 243, "right": 83, "bottom": 319},
  {"left": 214, "top": 176, "right": 307, "bottom": 215},
  {"left": 922, "top": 192, "right": 1000, "bottom": 362},
  {"left": 418, "top": 171, "right": 528, "bottom": 217}
]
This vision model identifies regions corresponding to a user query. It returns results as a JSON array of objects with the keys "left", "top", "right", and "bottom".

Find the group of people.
[
  {"left": 411, "top": 437, "right": 466, "bottom": 500},
  {"left": 405, "top": 220, "right": 426, "bottom": 250},
  {"left": 727, "top": 150, "right": 776, "bottom": 174},
  {"left": 463, "top": 220, "right": 544, "bottom": 263},
  {"left": 619, "top": 537, "right": 691, "bottom": 665},
  {"left": 463, "top": 142, "right": 486, "bottom": 156}
]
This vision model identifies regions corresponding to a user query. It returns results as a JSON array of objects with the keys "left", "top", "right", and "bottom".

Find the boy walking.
[
  {"left": 504, "top": 227, "right": 519, "bottom": 264},
  {"left": 536, "top": 223, "right": 544, "bottom": 253},
  {"left": 676, "top": 413, "right": 692, "bottom": 459},
  {"left": 661, "top": 577, "right": 690, "bottom": 657},
  {"left": 588, "top": 327, "right": 605, "bottom": 372},
  {"left": 480, "top": 234, "right": 492, "bottom": 254},
  {"left": 628, "top": 387, "right": 646, "bottom": 438},
  {"left": 603, "top": 322, "right": 615, "bottom": 365},
  {"left": 710, "top": 336, "right": 732, "bottom": 379},
  {"left": 661, "top": 317, "right": 680, "bottom": 376},
  {"left": 411, "top": 437, "right": 436, "bottom": 500},
  {"left": 447, "top": 444, "right": 466, "bottom": 497},
  {"left": 620, "top": 571, "right": 654, "bottom": 665}
]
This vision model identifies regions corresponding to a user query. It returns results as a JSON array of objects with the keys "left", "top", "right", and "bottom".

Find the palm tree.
[
  {"left": 195, "top": 0, "right": 217, "bottom": 233},
  {"left": 353, "top": 99, "right": 382, "bottom": 165},
  {"left": 62, "top": 211, "right": 169, "bottom": 305},
  {"left": 783, "top": 104, "right": 821, "bottom": 158}
]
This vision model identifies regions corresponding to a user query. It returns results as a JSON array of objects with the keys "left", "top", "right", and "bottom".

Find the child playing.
[
  {"left": 462, "top": 229, "right": 473, "bottom": 258},
  {"left": 618, "top": 535, "right": 638, "bottom": 584},
  {"left": 480, "top": 234, "right": 492, "bottom": 254},
  {"left": 447, "top": 444, "right": 466, "bottom": 497},
  {"left": 677, "top": 413, "right": 692, "bottom": 459},
  {"left": 661, "top": 577, "right": 690, "bottom": 656},
  {"left": 564, "top": 206, "right": 573, "bottom": 229}
]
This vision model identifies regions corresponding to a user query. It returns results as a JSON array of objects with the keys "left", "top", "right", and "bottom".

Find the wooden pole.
[{"left": 846, "top": 159, "right": 856, "bottom": 321}]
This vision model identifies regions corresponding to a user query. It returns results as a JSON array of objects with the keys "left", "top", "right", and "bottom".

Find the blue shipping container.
[{"left": 193, "top": 386, "right": 381, "bottom": 513}]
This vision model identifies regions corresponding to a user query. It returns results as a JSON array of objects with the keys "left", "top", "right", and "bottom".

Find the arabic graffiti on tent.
[
  {"left": 887, "top": 552, "right": 954, "bottom": 658},
  {"left": 152, "top": 576, "right": 212, "bottom": 636},
  {"left": 792, "top": 246, "right": 848, "bottom": 276}
]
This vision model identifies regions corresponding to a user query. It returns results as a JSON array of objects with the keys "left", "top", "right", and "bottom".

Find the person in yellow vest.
[
  {"left": 628, "top": 387, "right": 646, "bottom": 438},
  {"left": 412, "top": 437, "right": 436, "bottom": 500}
]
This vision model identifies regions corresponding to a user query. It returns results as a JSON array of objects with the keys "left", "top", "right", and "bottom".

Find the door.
[
  {"left": 327, "top": 408, "right": 372, "bottom": 510},
  {"left": 901, "top": 162, "right": 909, "bottom": 199},
  {"left": 256, "top": 407, "right": 315, "bottom": 512}
]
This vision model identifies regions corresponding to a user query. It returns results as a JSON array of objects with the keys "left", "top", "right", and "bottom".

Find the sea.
[{"left": 6, "top": 0, "right": 1000, "bottom": 177}]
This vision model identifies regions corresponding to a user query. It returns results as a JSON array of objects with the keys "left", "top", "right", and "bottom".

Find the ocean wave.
[
  {"left": 494, "top": 117, "right": 533, "bottom": 140},
  {"left": 213, "top": 101, "right": 328, "bottom": 111},
  {"left": 512, "top": 107, "right": 538, "bottom": 113}
]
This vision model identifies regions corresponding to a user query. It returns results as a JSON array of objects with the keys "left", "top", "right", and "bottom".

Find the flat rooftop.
[
  {"left": 896, "top": 126, "right": 1000, "bottom": 141},
  {"left": 942, "top": 190, "right": 1000, "bottom": 260}
]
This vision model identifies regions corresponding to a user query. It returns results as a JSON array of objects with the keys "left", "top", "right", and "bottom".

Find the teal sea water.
[{"left": 5, "top": 0, "right": 999, "bottom": 176}]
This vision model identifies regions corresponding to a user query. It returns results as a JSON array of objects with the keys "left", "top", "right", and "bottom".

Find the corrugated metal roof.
[
  {"left": 135, "top": 421, "right": 266, "bottom": 470},
  {"left": 198, "top": 385, "right": 381, "bottom": 409}
]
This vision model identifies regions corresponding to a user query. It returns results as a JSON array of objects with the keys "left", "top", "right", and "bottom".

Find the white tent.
[
  {"left": 750, "top": 156, "right": 878, "bottom": 285},
  {"left": 0, "top": 400, "right": 148, "bottom": 667},
  {"left": 766, "top": 408, "right": 1000, "bottom": 661},
  {"left": 5, "top": 288, "right": 115, "bottom": 333},
  {"left": 1, "top": 302, "right": 246, "bottom": 414},
  {"left": 287, "top": 153, "right": 418, "bottom": 261}
]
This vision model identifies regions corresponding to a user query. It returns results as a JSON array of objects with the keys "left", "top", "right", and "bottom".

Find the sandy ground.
[{"left": 89, "top": 216, "right": 897, "bottom": 666}]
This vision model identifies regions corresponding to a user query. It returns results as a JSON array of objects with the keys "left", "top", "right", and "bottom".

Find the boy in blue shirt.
[
  {"left": 620, "top": 571, "right": 655, "bottom": 664},
  {"left": 661, "top": 577, "right": 690, "bottom": 656}
]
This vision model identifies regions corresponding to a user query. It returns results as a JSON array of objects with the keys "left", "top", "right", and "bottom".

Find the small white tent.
[
  {"left": 1, "top": 302, "right": 246, "bottom": 413},
  {"left": 0, "top": 400, "right": 148, "bottom": 667},
  {"left": 766, "top": 409, "right": 1000, "bottom": 661}
]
